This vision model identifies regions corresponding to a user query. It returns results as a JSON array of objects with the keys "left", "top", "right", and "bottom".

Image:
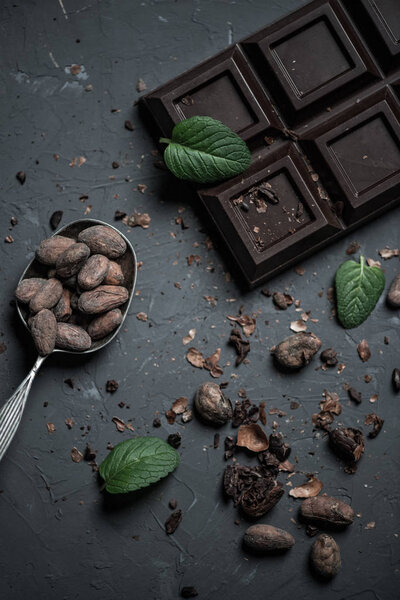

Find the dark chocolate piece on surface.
[
  {"left": 343, "top": 0, "right": 400, "bottom": 73},
  {"left": 141, "top": 45, "right": 283, "bottom": 145},
  {"left": 242, "top": 0, "right": 380, "bottom": 126},
  {"left": 198, "top": 142, "right": 342, "bottom": 284}
]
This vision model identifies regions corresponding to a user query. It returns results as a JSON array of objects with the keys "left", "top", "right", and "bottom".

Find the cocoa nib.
[
  {"left": 348, "top": 387, "right": 362, "bottom": 404},
  {"left": 50, "top": 210, "right": 63, "bottom": 230},
  {"left": 312, "top": 390, "right": 342, "bottom": 431},
  {"left": 329, "top": 427, "right": 364, "bottom": 467},
  {"left": 167, "top": 433, "right": 181, "bottom": 449},
  {"left": 223, "top": 463, "right": 283, "bottom": 518},
  {"left": 393, "top": 368, "right": 400, "bottom": 392},
  {"left": 229, "top": 327, "right": 250, "bottom": 366},
  {"left": 272, "top": 332, "right": 322, "bottom": 370},
  {"left": 106, "top": 380, "right": 119, "bottom": 393},
  {"left": 165, "top": 509, "right": 182, "bottom": 534},
  {"left": 268, "top": 432, "right": 291, "bottom": 462},
  {"left": 364, "top": 413, "right": 384, "bottom": 438},
  {"left": 320, "top": 348, "right": 338, "bottom": 367},
  {"left": 272, "top": 292, "right": 293, "bottom": 310}
]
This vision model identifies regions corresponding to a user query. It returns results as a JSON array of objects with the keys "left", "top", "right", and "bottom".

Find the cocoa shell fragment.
[
  {"left": 310, "top": 534, "right": 341, "bottom": 579},
  {"left": 78, "top": 225, "right": 126, "bottom": 259},
  {"left": 87, "top": 308, "right": 123, "bottom": 340},
  {"left": 53, "top": 288, "right": 72, "bottom": 322},
  {"left": 103, "top": 260, "right": 124, "bottom": 285},
  {"left": 78, "top": 285, "right": 129, "bottom": 314},
  {"left": 15, "top": 278, "right": 46, "bottom": 304},
  {"left": 236, "top": 424, "right": 269, "bottom": 452},
  {"left": 36, "top": 235, "right": 75, "bottom": 265},
  {"left": 194, "top": 382, "right": 233, "bottom": 425},
  {"left": 30, "top": 278, "right": 63, "bottom": 313},
  {"left": 55, "top": 323, "right": 91, "bottom": 351},
  {"left": 300, "top": 496, "right": 354, "bottom": 528},
  {"left": 272, "top": 332, "right": 322, "bottom": 369},
  {"left": 56, "top": 242, "right": 90, "bottom": 278},
  {"left": 30, "top": 309, "right": 57, "bottom": 355},
  {"left": 243, "top": 524, "right": 295, "bottom": 552}
]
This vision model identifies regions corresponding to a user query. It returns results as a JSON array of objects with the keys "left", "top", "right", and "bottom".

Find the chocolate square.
[
  {"left": 141, "top": 45, "right": 282, "bottom": 145},
  {"left": 301, "top": 87, "right": 400, "bottom": 224},
  {"left": 242, "top": 0, "right": 380, "bottom": 125},
  {"left": 198, "top": 143, "right": 342, "bottom": 285}
]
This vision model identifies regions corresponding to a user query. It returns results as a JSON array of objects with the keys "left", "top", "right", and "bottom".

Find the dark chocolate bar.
[{"left": 142, "top": 0, "right": 400, "bottom": 288}]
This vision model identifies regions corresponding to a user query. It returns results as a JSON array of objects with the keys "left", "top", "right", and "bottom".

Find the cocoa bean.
[
  {"left": 329, "top": 427, "right": 364, "bottom": 464},
  {"left": 310, "top": 534, "right": 341, "bottom": 578},
  {"left": 194, "top": 382, "right": 233, "bottom": 425},
  {"left": 243, "top": 524, "right": 295, "bottom": 552},
  {"left": 15, "top": 278, "right": 46, "bottom": 304},
  {"left": 56, "top": 243, "right": 90, "bottom": 278},
  {"left": 36, "top": 235, "right": 75, "bottom": 265},
  {"left": 387, "top": 273, "right": 400, "bottom": 308},
  {"left": 30, "top": 309, "right": 57, "bottom": 356},
  {"left": 55, "top": 323, "right": 91, "bottom": 351},
  {"left": 78, "top": 225, "right": 126, "bottom": 259},
  {"left": 272, "top": 332, "right": 322, "bottom": 369},
  {"left": 78, "top": 285, "right": 129, "bottom": 314},
  {"left": 87, "top": 308, "right": 122, "bottom": 340},
  {"left": 104, "top": 260, "right": 124, "bottom": 285},
  {"left": 53, "top": 288, "right": 72, "bottom": 322},
  {"left": 77, "top": 254, "right": 109, "bottom": 290},
  {"left": 300, "top": 496, "right": 354, "bottom": 527},
  {"left": 30, "top": 278, "right": 63, "bottom": 313}
]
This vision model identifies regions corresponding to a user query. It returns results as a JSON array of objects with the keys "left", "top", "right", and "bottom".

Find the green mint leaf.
[
  {"left": 99, "top": 437, "right": 180, "bottom": 494},
  {"left": 160, "top": 116, "right": 251, "bottom": 184},
  {"left": 335, "top": 255, "right": 385, "bottom": 329}
]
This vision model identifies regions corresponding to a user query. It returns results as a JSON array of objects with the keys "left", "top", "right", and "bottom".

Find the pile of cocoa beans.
[{"left": 15, "top": 225, "right": 130, "bottom": 356}]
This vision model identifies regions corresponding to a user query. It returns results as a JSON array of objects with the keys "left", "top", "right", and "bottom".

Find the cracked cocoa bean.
[
  {"left": 30, "top": 278, "right": 63, "bottom": 313},
  {"left": 77, "top": 254, "right": 110, "bottom": 290},
  {"left": 55, "top": 323, "right": 91, "bottom": 351},
  {"left": 36, "top": 235, "right": 75, "bottom": 265},
  {"left": 53, "top": 288, "right": 72, "bottom": 322},
  {"left": 103, "top": 260, "right": 124, "bottom": 285},
  {"left": 243, "top": 524, "right": 294, "bottom": 552},
  {"left": 194, "top": 382, "right": 233, "bottom": 425},
  {"left": 30, "top": 309, "right": 57, "bottom": 355},
  {"left": 78, "top": 285, "right": 129, "bottom": 314},
  {"left": 329, "top": 427, "right": 364, "bottom": 465},
  {"left": 87, "top": 308, "right": 123, "bottom": 340},
  {"left": 310, "top": 534, "right": 341, "bottom": 578},
  {"left": 15, "top": 278, "right": 46, "bottom": 304},
  {"left": 272, "top": 332, "right": 322, "bottom": 369},
  {"left": 78, "top": 225, "right": 126, "bottom": 259},
  {"left": 56, "top": 242, "right": 90, "bottom": 278},
  {"left": 387, "top": 273, "right": 400, "bottom": 308},
  {"left": 300, "top": 496, "right": 354, "bottom": 527}
]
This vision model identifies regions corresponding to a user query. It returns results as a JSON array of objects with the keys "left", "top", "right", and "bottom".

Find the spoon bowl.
[{"left": 0, "top": 218, "right": 137, "bottom": 461}]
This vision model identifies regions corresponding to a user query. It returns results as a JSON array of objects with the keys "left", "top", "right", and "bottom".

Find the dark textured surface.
[{"left": 0, "top": 1, "right": 399, "bottom": 599}]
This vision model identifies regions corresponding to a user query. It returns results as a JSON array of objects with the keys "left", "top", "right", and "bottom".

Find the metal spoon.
[{"left": 0, "top": 218, "right": 137, "bottom": 461}]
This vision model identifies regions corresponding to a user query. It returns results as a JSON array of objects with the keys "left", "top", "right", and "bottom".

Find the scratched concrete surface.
[{"left": 0, "top": 1, "right": 399, "bottom": 599}]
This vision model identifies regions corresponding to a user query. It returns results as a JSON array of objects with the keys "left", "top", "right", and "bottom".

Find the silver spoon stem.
[{"left": 0, "top": 355, "right": 46, "bottom": 461}]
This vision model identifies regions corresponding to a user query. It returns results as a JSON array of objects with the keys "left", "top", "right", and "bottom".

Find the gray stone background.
[{"left": 0, "top": 1, "right": 399, "bottom": 598}]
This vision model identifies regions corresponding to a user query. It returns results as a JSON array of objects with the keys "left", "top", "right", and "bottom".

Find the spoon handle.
[{"left": 0, "top": 355, "right": 46, "bottom": 461}]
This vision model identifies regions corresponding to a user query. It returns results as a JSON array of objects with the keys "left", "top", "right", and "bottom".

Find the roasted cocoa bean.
[
  {"left": 53, "top": 288, "right": 72, "bottom": 322},
  {"left": 55, "top": 323, "right": 91, "bottom": 351},
  {"left": 243, "top": 524, "right": 295, "bottom": 552},
  {"left": 329, "top": 427, "right": 364, "bottom": 465},
  {"left": 56, "top": 243, "right": 90, "bottom": 278},
  {"left": 103, "top": 260, "right": 124, "bottom": 285},
  {"left": 300, "top": 496, "right": 354, "bottom": 527},
  {"left": 87, "top": 308, "right": 122, "bottom": 340},
  {"left": 194, "top": 382, "right": 233, "bottom": 425},
  {"left": 30, "top": 278, "right": 63, "bottom": 313},
  {"left": 272, "top": 332, "right": 322, "bottom": 369},
  {"left": 30, "top": 309, "right": 57, "bottom": 355},
  {"left": 36, "top": 235, "right": 75, "bottom": 265},
  {"left": 15, "top": 278, "right": 46, "bottom": 304},
  {"left": 78, "top": 254, "right": 110, "bottom": 290},
  {"left": 78, "top": 225, "right": 126, "bottom": 259},
  {"left": 320, "top": 348, "right": 338, "bottom": 366},
  {"left": 387, "top": 273, "right": 400, "bottom": 308},
  {"left": 310, "top": 534, "right": 341, "bottom": 578},
  {"left": 78, "top": 285, "right": 129, "bottom": 314}
]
